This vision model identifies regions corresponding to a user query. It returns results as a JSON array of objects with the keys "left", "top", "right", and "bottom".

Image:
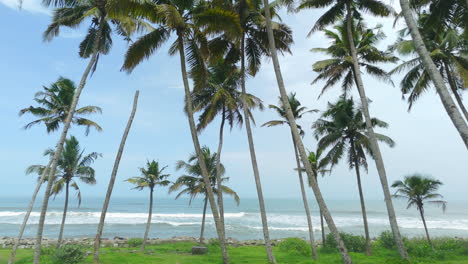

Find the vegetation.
[
  {"left": 126, "top": 161, "right": 171, "bottom": 251},
  {"left": 278, "top": 238, "right": 311, "bottom": 257},
  {"left": 49, "top": 245, "right": 86, "bottom": 264},
  {"left": 392, "top": 174, "right": 448, "bottom": 247}
]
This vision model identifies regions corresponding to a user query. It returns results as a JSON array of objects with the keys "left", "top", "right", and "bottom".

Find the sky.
[{"left": 0, "top": 0, "right": 467, "bottom": 203}]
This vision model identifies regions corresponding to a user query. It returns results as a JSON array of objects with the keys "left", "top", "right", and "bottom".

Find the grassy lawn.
[{"left": 2, "top": 241, "right": 468, "bottom": 264}]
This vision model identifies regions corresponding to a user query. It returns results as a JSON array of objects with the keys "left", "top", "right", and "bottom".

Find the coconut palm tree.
[
  {"left": 392, "top": 174, "right": 447, "bottom": 247},
  {"left": 311, "top": 20, "right": 397, "bottom": 98},
  {"left": 390, "top": 16, "right": 468, "bottom": 121},
  {"left": 297, "top": 0, "right": 409, "bottom": 258},
  {"left": 33, "top": 0, "right": 142, "bottom": 261},
  {"left": 93, "top": 90, "right": 139, "bottom": 263},
  {"left": 170, "top": 147, "right": 240, "bottom": 244},
  {"left": 191, "top": 59, "right": 262, "bottom": 236},
  {"left": 126, "top": 160, "right": 171, "bottom": 251},
  {"left": 19, "top": 77, "right": 102, "bottom": 135},
  {"left": 37, "top": 136, "right": 100, "bottom": 247},
  {"left": 399, "top": 0, "right": 468, "bottom": 148},
  {"left": 262, "top": 92, "right": 318, "bottom": 259},
  {"left": 313, "top": 97, "right": 395, "bottom": 255},
  {"left": 122, "top": 3, "right": 240, "bottom": 262},
  {"left": 10, "top": 77, "right": 103, "bottom": 264},
  {"left": 259, "top": 0, "right": 352, "bottom": 261}
]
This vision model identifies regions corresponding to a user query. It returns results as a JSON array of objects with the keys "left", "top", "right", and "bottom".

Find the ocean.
[{"left": 1, "top": 196, "right": 467, "bottom": 240}]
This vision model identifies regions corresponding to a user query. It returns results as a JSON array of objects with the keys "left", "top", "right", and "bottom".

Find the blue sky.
[{"left": 1, "top": 0, "right": 467, "bottom": 203}]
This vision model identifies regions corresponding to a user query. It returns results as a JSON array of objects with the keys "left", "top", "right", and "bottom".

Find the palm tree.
[
  {"left": 399, "top": 0, "right": 468, "bottom": 148},
  {"left": 36, "top": 136, "right": 100, "bottom": 247},
  {"left": 121, "top": 3, "right": 240, "bottom": 262},
  {"left": 392, "top": 174, "right": 447, "bottom": 247},
  {"left": 126, "top": 160, "right": 171, "bottom": 251},
  {"left": 19, "top": 77, "right": 102, "bottom": 135},
  {"left": 297, "top": 0, "right": 409, "bottom": 258},
  {"left": 191, "top": 59, "right": 261, "bottom": 237},
  {"left": 170, "top": 147, "right": 240, "bottom": 244},
  {"left": 390, "top": 16, "right": 468, "bottom": 121},
  {"left": 313, "top": 97, "right": 395, "bottom": 255},
  {"left": 259, "top": 0, "right": 353, "bottom": 261},
  {"left": 93, "top": 90, "right": 139, "bottom": 263},
  {"left": 311, "top": 20, "right": 397, "bottom": 98},
  {"left": 33, "top": 0, "right": 141, "bottom": 260},
  {"left": 262, "top": 92, "right": 318, "bottom": 259},
  {"left": 10, "top": 77, "right": 103, "bottom": 264}
]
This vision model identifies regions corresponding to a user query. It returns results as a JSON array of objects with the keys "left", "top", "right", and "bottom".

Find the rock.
[
  {"left": 114, "top": 236, "right": 125, "bottom": 240},
  {"left": 191, "top": 246, "right": 208, "bottom": 255}
]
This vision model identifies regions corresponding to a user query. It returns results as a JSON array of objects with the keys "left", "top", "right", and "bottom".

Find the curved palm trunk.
[
  {"left": 9, "top": 160, "right": 52, "bottom": 264},
  {"left": 34, "top": 15, "right": 106, "bottom": 264},
  {"left": 344, "top": 2, "right": 408, "bottom": 259},
  {"left": 261, "top": 1, "right": 352, "bottom": 263},
  {"left": 444, "top": 62, "right": 468, "bottom": 122},
  {"left": 57, "top": 181, "right": 70, "bottom": 248},
  {"left": 418, "top": 206, "right": 433, "bottom": 248},
  {"left": 141, "top": 188, "right": 153, "bottom": 251},
  {"left": 351, "top": 153, "right": 371, "bottom": 255},
  {"left": 399, "top": 0, "right": 468, "bottom": 148},
  {"left": 292, "top": 134, "right": 317, "bottom": 260},
  {"left": 93, "top": 90, "right": 139, "bottom": 264},
  {"left": 177, "top": 33, "right": 229, "bottom": 264},
  {"left": 215, "top": 107, "right": 226, "bottom": 235},
  {"left": 200, "top": 197, "right": 208, "bottom": 244},
  {"left": 240, "top": 35, "right": 276, "bottom": 264}
]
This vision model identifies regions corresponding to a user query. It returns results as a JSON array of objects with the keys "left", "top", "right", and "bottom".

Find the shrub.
[
  {"left": 324, "top": 232, "right": 366, "bottom": 253},
  {"left": 278, "top": 237, "right": 311, "bottom": 256},
  {"left": 405, "top": 238, "right": 446, "bottom": 260},
  {"left": 128, "top": 238, "right": 143, "bottom": 247},
  {"left": 378, "top": 231, "right": 396, "bottom": 249},
  {"left": 40, "top": 246, "right": 55, "bottom": 256},
  {"left": 50, "top": 245, "right": 86, "bottom": 264}
]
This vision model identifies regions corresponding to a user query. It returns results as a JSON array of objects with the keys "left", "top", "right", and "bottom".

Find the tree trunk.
[
  {"left": 350, "top": 142, "right": 371, "bottom": 255},
  {"left": 418, "top": 206, "right": 433, "bottom": 248},
  {"left": 93, "top": 90, "right": 139, "bottom": 264},
  {"left": 345, "top": 2, "right": 408, "bottom": 259},
  {"left": 9, "top": 159, "right": 52, "bottom": 264},
  {"left": 34, "top": 15, "right": 107, "bottom": 264},
  {"left": 215, "top": 107, "right": 226, "bottom": 235},
  {"left": 177, "top": 33, "right": 229, "bottom": 264},
  {"left": 240, "top": 34, "right": 276, "bottom": 264},
  {"left": 444, "top": 62, "right": 468, "bottom": 122},
  {"left": 261, "top": 0, "right": 352, "bottom": 263},
  {"left": 320, "top": 210, "right": 326, "bottom": 245},
  {"left": 200, "top": 197, "right": 208, "bottom": 244},
  {"left": 400, "top": 0, "right": 468, "bottom": 148},
  {"left": 292, "top": 133, "right": 317, "bottom": 259},
  {"left": 57, "top": 181, "right": 70, "bottom": 248},
  {"left": 141, "top": 188, "right": 153, "bottom": 251}
]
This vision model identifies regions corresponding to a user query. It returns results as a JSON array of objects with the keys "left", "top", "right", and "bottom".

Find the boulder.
[{"left": 191, "top": 246, "right": 208, "bottom": 255}]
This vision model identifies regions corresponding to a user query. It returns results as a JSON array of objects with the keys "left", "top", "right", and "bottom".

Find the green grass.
[{"left": 2, "top": 240, "right": 468, "bottom": 264}]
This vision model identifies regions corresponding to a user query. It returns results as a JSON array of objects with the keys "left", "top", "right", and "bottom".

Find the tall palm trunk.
[
  {"left": 240, "top": 34, "right": 276, "bottom": 264},
  {"left": 200, "top": 197, "right": 208, "bottom": 244},
  {"left": 444, "top": 62, "right": 468, "bottom": 122},
  {"left": 291, "top": 134, "right": 317, "bottom": 260},
  {"left": 215, "top": 107, "right": 226, "bottom": 234},
  {"left": 344, "top": 2, "right": 408, "bottom": 259},
  {"left": 320, "top": 210, "right": 326, "bottom": 245},
  {"left": 350, "top": 142, "right": 371, "bottom": 255},
  {"left": 261, "top": 1, "right": 352, "bottom": 263},
  {"left": 34, "top": 15, "right": 106, "bottom": 264},
  {"left": 141, "top": 188, "right": 153, "bottom": 251},
  {"left": 418, "top": 206, "right": 433, "bottom": 247},
  {"left": 93, "top": 90, "right": 139, "bottom": 264},
  {"left": 177, "top": 33, "right": 229, "bottom": 264},
  {"left": 9, "top": 159, "right": 52, "bottom": 264},
  {"left": 57, "top": 181, "right": 70, "bottom": 247},
  {"left": 399, "top": 0, "right": 468, "bottom": 148}
]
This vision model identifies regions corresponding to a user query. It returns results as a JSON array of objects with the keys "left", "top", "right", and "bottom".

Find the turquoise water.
[{"left": 1, "top": 196, "right": 467, "bottom": 240}]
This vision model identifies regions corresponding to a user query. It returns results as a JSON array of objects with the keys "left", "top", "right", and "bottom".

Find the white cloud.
[{"left": 0, "top": 0, "right": 49, "bottom": 14}]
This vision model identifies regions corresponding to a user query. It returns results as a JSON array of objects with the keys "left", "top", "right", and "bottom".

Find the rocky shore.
[{"left": 0, "top": 236, "right": 287, "bottom": 249}]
